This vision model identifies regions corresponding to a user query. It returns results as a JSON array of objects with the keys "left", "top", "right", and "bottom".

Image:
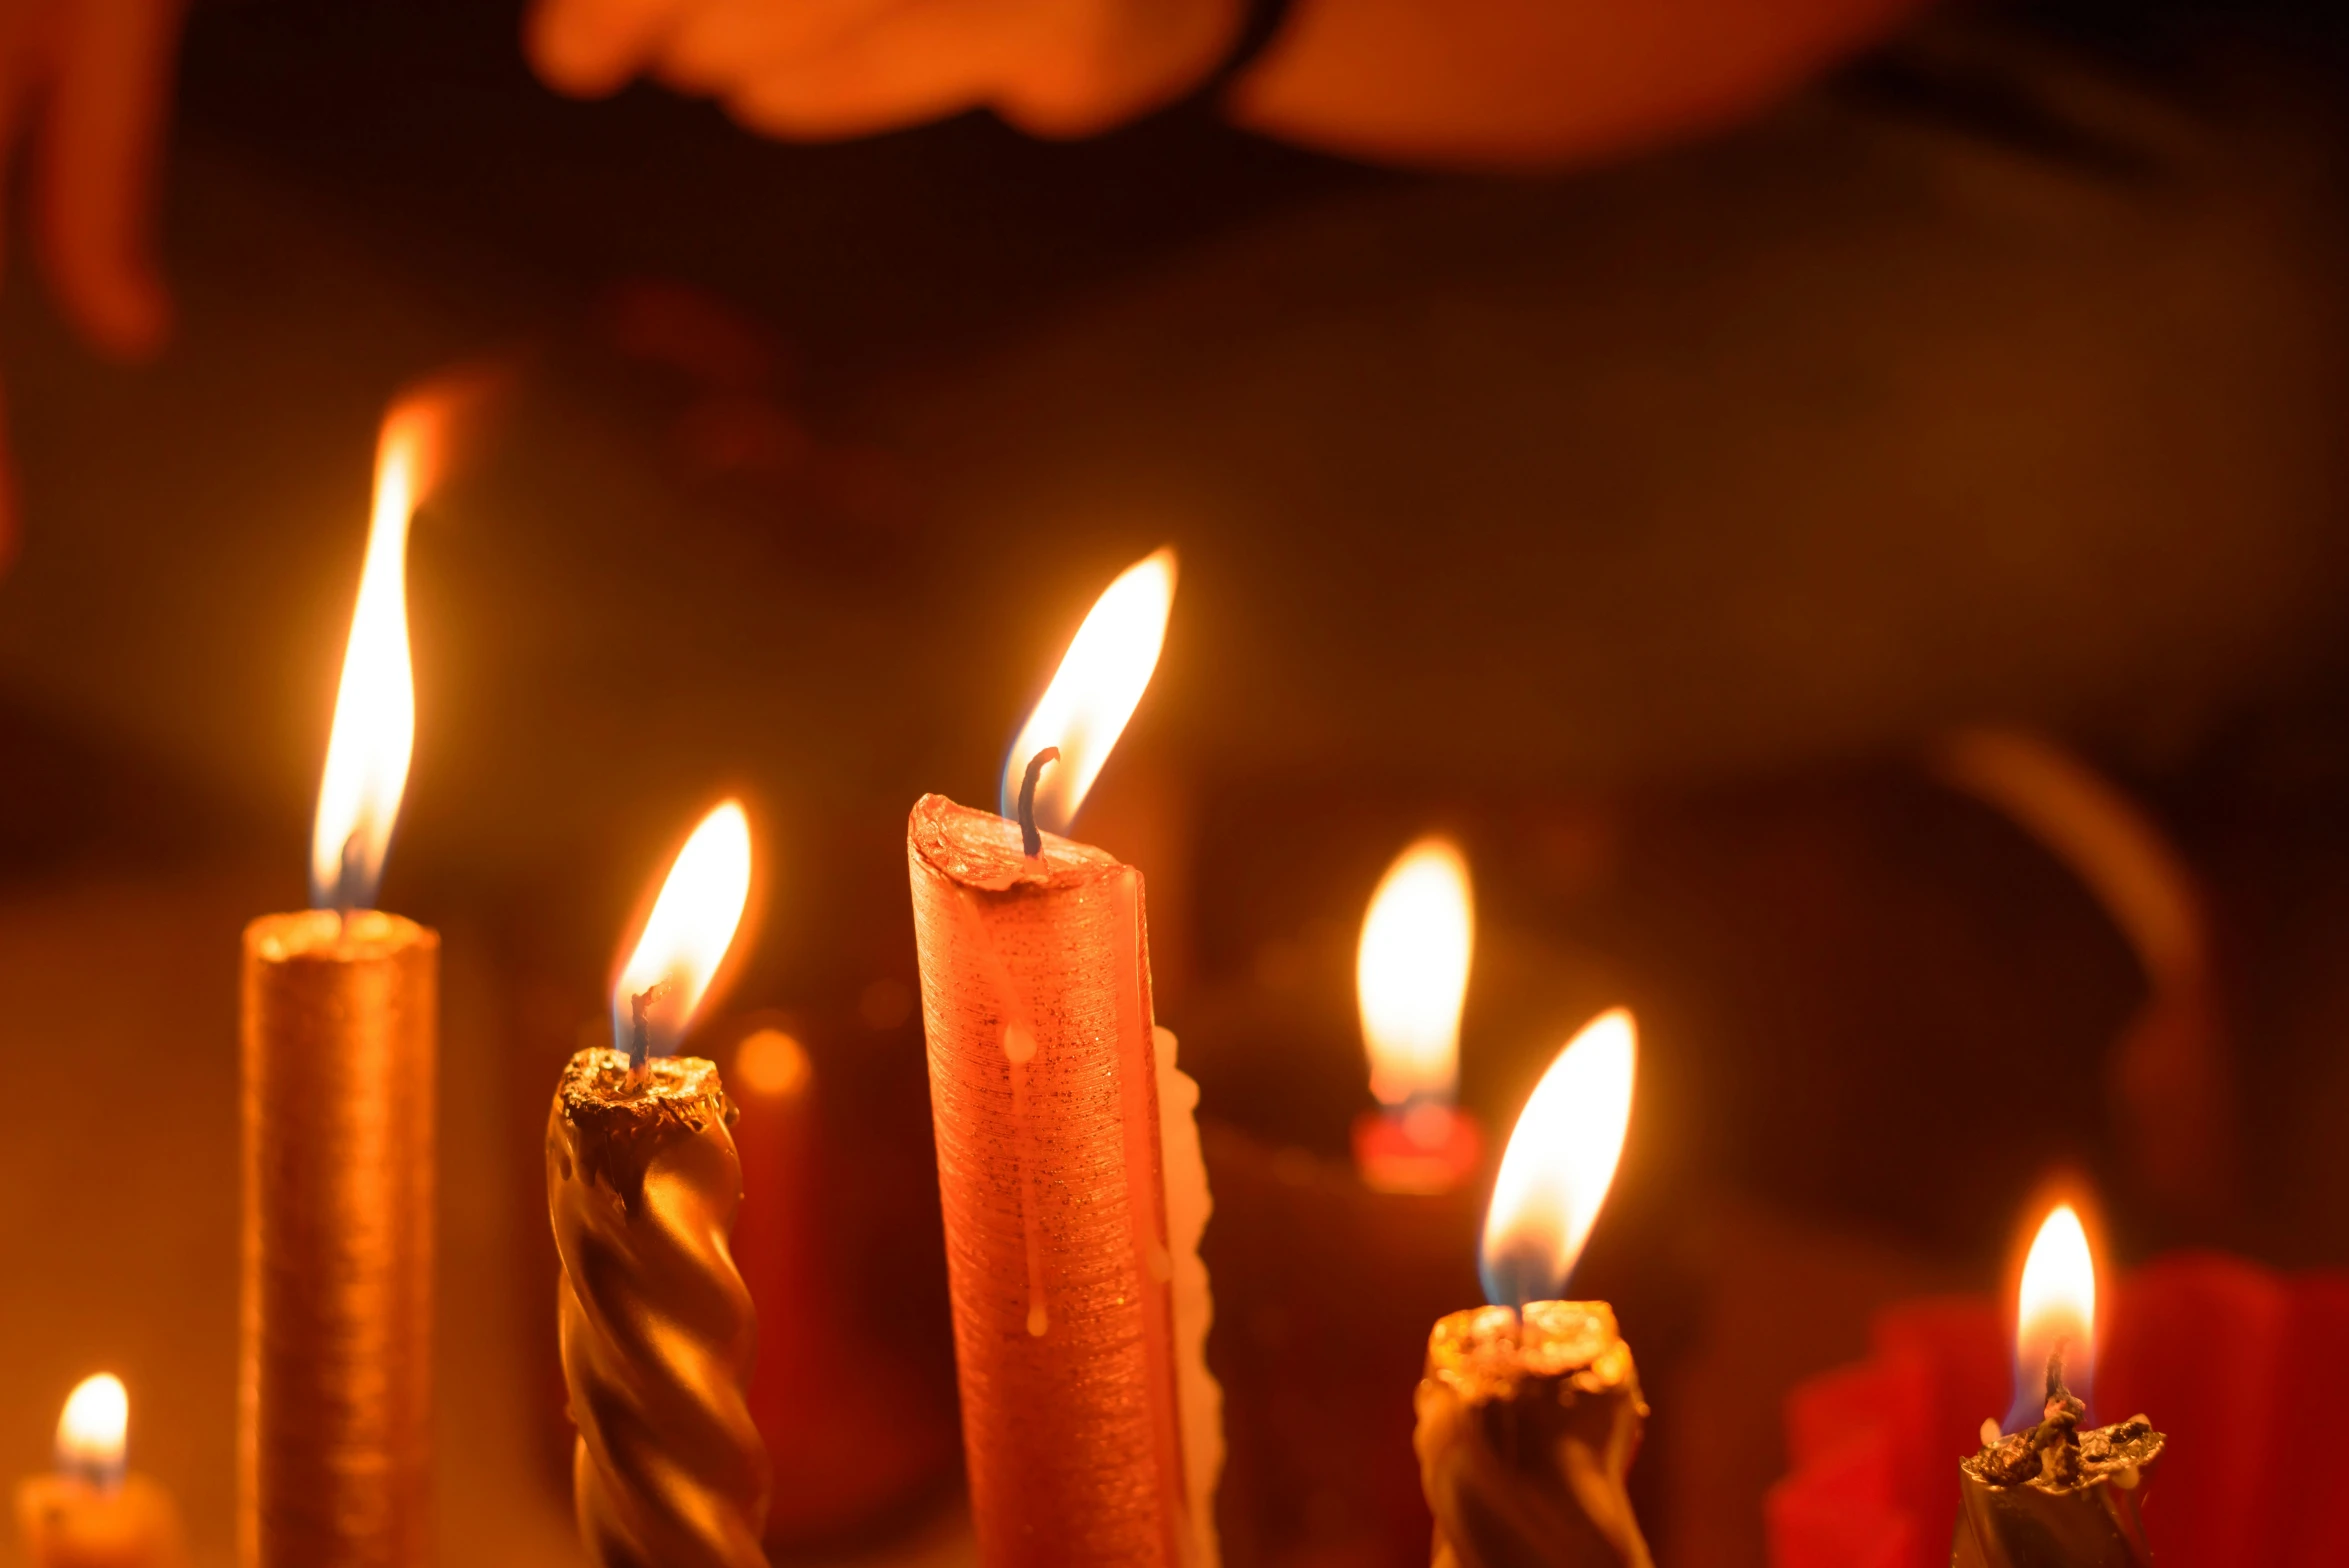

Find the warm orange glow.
[
  {"left": 734, "top": 1027, "right": 809, "bottom": 1098},
  {"left": 309, "top": 392, "right": 460, "bottom": 909},
  {"left": 999, "top": 548, "right": 1177, "bottom": 836},
  {"left": 1479, "top": 1008, "right": 1636, "bottom": 1308},
  {"left": 56, "top": 1373, "right": 127, "bottom": 1488},
  {"left": 2009, "top": 1202, "right": 2097, "bottom": 1428},
  {"left": 613, "top": 802, "right": 753, "bottom": 1061},
  {"left": 1356, "top": 836, "right": 1475, "bottom": 1106}
]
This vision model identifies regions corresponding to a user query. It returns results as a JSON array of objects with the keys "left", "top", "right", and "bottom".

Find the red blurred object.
[
  {"left": 725, "top": 1023, "right": 956, "bottom": 1551},
  {"left": 1351, "top": 1104, "right": 1483, "bottom": 1196},
  {"left": 1767, "top": 1256, "right": 2349, "bottom": 1568}
]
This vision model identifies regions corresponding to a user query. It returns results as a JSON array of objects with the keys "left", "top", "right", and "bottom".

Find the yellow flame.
[
  {"left": 56, "top": 1374, "right": 126, "bottom": 1486},
  {"left": 1479, "top": 1008, "right": 1636, "bottom": 1308},
  {"left": 309, "top": 399, "right": 450, "bottom": 908},
  {"left": 1357, "top": 837, "right": 1474, "bottom": 1106},
  {"left": 999, "top": 547, "right": 1177, "bottom": 836},
  {"left": 2011, "top": 1203, "right": 2097, "bottom": 1424},
  {"left": 613, "top": 802, "right": 754, "bottom": 1059}
]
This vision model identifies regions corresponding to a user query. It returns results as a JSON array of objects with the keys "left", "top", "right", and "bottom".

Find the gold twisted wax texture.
[
  {"left": 549, "top": 1049, "right": 769, "bottom": 1568},
  {"left": 1415, "top": 1302, "right": 1656, "bottom": 1568}
]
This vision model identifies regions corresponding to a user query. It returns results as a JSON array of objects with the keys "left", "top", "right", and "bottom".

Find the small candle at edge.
[{"left": 17, "top": 1375, "right": 187, "bottom": 1568}]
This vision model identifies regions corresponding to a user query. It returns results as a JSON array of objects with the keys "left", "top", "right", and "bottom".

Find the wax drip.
[
  {"left": 629, "top": 981, "right": 671, "bottom": 1084},
  {"left": 1018, "top": 748, "right": 1061, "bottom": 858},
  {"left": 957, "top": 888, "right": 1053, "bottom": 1337}
]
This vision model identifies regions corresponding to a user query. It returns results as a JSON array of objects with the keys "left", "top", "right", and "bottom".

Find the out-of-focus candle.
[
  {"left": 728, "top": 1024, "right": 955, "bottom": 1547},
  {"left": 1413, "top": 1008, "right": 1652, "bottom": 1568},
  {"left": 548, "top": 802, "right": 768, "bottom": 1568},
  {"left": 17, "top": 1377, "right": 186, "bottom": 1568},
  {"left": 1951, "top": 1204, "right": 2163, "bottom": 1568},
  {"left": 908, "top": 547, "right": 1221, "bottom": 1567},
  {"left": 1353, "top": 837, "right": 1482, "bottom": 1194},
  {"left": 243, "top": 392, "right": 452, "bottom": 1568}
]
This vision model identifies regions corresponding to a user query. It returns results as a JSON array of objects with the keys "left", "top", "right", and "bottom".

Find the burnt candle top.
[
  {"left": 556, "top": 1047, "right": 736, "bottom": 1203},
  {"left": 1964, "top": 1415, "right": 2165, "bottom": 1496},
  {"left": 909, "top": 793, "right": 1121, "bottom": 893},
  {"left": 1427, "top": 1302, "right": 1631, "bottom": 1402},
  {"left": 246, "top": 908, "right": 435, "bottom": 963}
]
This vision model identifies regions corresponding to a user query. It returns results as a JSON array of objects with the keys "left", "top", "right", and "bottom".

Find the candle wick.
[
  {"left": 628, "top": 983, "right": 670, "bottom": 1086},
  {"left": 1017, "top": 747, "right": 1061, "bottom": 858},
  {"left": 335, "top": 830, "right": 365, "bottom": 929},
  {"left": 2043, "top": 1347, "right": 2067, "bottom": 1406}
]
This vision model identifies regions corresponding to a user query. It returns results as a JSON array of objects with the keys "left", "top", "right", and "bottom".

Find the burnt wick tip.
[
  {"left": 1018, "top": 747, "right": 1061, "bottom": 858},
  {"left": 628, "top": 981, "right": 671, "bottom": 1081},
  {"left": 335, "top": 829, "right": 365, "bottom": 923}
]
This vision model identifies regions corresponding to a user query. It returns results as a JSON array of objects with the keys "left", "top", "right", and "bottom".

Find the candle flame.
[
  {"left": 1479, "top": 1008, "right": 1636, "bottom": 1309},
  {"left": 613, "top": 802, "right": 754, "bottom": 1060},
  {"left": 56, "top": 1374, "right": 126, "bottom": 1489},
  {"left": 998, "top": 547, "right": 1176, "bottom": 836},
  {"left": 2008, "top": 1202, "right": 2097, "bottom": 1430},
  {"left": 308, "top": 392, "right": 457, "bottom": 910},
  {"left": 1357, "top": 836, "right": 1474, "bottom": 1107}
]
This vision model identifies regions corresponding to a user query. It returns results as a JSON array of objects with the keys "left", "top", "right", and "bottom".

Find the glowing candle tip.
[
  {"left": 1357, "top": 836, "right": 1475, "bottom": 1108},
  {"left": 611, "top": 802, "right": 754, "bottom": 1064},
  {"left": 1478, "top": 1008, "right": 1637, "bottom": 1309},
  {"left": 56, "top": 1373, "right": 128, "bottom": 1491},
  {"left": 998, "top": 547, "right": 1176, "bottom": 834},
  {"left": 2007, "top": 1201, "right": 2098, "bottom": 1431}
]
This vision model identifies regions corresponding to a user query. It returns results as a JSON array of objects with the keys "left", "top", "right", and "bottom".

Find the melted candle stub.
[
  {"left": 1952, "top": 1391, "right": 2165, "bottom": 1568},
  {"left": 550, "top": 1047, "right": 769, "bottom": 1568},
  {"left": 1414, "top": 1302, "right": 1656, "bottom": 1568}
]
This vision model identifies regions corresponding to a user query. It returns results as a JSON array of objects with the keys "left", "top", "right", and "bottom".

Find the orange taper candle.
[
  {"left": 908, "top": 549, "right": 1220, "bottom": 1568},
  {"left": 241, "top": 391, "right": 453, "bottom": 1568}
]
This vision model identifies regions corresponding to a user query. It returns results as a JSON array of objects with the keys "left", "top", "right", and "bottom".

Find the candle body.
[
  {"left": 1951, "top": 1418, "right": 2162, "bottom": 1568},
  {"left": 906, "top": 794, "right": 1215, "bottom": 1567},
  {"left": 548, "top": 1048, "right": 768, "bottom": 1568},
  {"left": 17, "top": 1476, "right": 186, "bottom": 1568},
  {"left": 1414, "top": 1302, "right": 1654, "bottom": 1568},
  {"left": 240, "top": 910, "right": 436, "bottom": 1568}
]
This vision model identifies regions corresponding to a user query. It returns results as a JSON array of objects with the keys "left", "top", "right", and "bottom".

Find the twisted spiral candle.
[
  {"left": 1414, "top": 1302, "right": 1655, "bottom": 1568},
  {"left": 548, "top": 1048, "right": 769, "bottom": 1568}
]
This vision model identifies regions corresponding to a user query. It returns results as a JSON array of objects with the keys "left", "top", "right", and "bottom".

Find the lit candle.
[
  {"left": 16, "top": 1376, "right": 186, "bottom": 1568},
  {"left": 1352, "top": 837, "right": 1482, "bottom": 1194},
  {"left": 906, "top": 547, "right": 1222, "bottom": 1567},
  {"left": 1953, "top": 1204, "right": 2164, "bottom": 1568},
  {"left": 241, "top": 393, "right": 448, "bottom": 1568},
  {"left": 1414, "top": 1007, "right": 1652, "bottom": 1568},
  {"left": 547, "top": 801, "right": 768, "bottom": 1568}
]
